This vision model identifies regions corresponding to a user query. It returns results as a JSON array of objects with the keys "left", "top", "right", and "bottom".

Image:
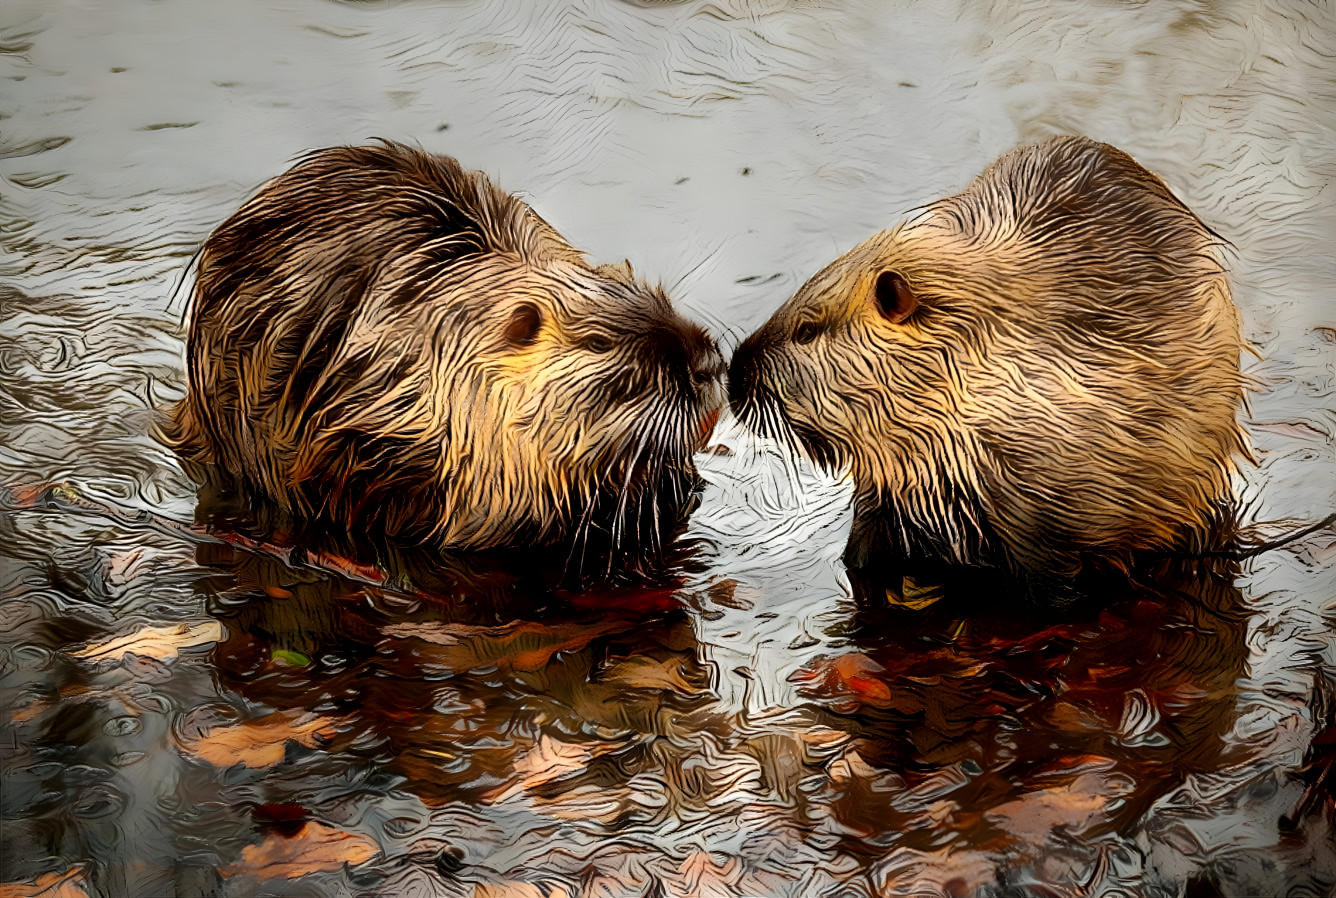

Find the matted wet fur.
[
  {"left": 729, "top": 135, "right": 1247, "bottom": 598},
  {"left": 164, "top": 141, "right": 724, "bottom": 564}
]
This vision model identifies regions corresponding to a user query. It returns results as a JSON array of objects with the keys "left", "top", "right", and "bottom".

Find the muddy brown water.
[{"left": 3, "top": 1, "right": 1335, "bottom": 896}]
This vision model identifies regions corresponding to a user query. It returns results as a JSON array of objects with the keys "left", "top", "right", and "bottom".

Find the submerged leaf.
[
  {"left": 72, "top": 622, "right": 224, "bottom": 662},
  {"left": 888, "top": 575, "right": 946, "bottom": 610},
  {"left": 270, "top": 648, "right": 310, "bottom": 668},
  {"left": 596, "top": 654, "right": 705, "bottom": 696},
  {"left": 487, "top": 734, "right": 605, "bottom": 803},
  {"left": 382, "top": 618, "right": 626, "bottom": 673},
  {"left": 474, "top": 883, "right": 569, "bottom": 898},
  {"left": 226, "top": 821, "right": 377, "bottom": 879},
  {"left": 181, "top": 712, "right": 338, "bottom": 769},
  {"left": 0, "top": 869, "right": 89, "bottom": 898}
]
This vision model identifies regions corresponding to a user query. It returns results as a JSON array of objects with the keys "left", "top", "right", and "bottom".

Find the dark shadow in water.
[
  {"left": 200, "top": 545, "right": 715, "bottom": 809},
  {"left": 194, "top": 476, "right": 720, "bottom": 812},
  {"left": 788, "top": 555, "right": 1252, "bottom": 888}
]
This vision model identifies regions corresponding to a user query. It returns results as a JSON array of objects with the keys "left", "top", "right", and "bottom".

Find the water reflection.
[
  {"left": 174, "top": 494, "right": 1303, "bottom": 890},
  {"left": 4, "top": 469, "right": 1335, "bottom": 894},
  {"left": 794, "top": 562, "right": 1248, "bottom": 890}
]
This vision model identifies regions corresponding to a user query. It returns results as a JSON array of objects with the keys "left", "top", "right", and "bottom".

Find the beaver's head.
[
  {"left": 727, "top": 217, "right": 985, "bottom": 555},
  {"left": 343, "top": 184, "right": 726, "bottom": 558},
  {"left": 417, "top": 243, "right": 727, "bottom": 557}
]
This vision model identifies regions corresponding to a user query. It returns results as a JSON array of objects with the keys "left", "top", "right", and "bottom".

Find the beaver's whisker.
[
  {"left": 565, "top": 476, "right": 602, "bottom": 583},
  {"left": 609, "top": 428, "right": 652, "bottom": 566}
]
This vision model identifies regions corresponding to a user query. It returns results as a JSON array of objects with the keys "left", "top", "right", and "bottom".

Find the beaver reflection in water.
[
  {"left": 164, "top": 141, "right": 725, "bottom": 569},
  {"left": 729, "top": 136, "right": 1247, "bottom": 600}
]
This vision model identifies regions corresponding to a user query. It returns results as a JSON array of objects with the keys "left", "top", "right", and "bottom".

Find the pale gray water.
[{"left": 2, "top": 1, "right": 1335, "bottom": 896}]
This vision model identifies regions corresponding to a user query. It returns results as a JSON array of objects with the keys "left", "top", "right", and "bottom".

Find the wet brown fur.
[
  {"left": 730, "top": 136, "right": 1248, "bottom": 595},
  {"left": 165, "top": 141, "right": 724, "bottom": 556}
]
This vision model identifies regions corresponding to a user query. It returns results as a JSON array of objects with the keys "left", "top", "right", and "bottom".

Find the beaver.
[
  {"left": 165, "top": 141, "right": 725, "bottom": 563},
  {"left": 728, "top": 135, "right": 1247, "bottom": 599}
]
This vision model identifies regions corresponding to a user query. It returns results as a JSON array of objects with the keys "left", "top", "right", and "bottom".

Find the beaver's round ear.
[
  {"left": 504, "top": 302, "right": 543, "bottom": 346},
  {"left": 873, "top": 270, "right": 918, "bottom": 324}
]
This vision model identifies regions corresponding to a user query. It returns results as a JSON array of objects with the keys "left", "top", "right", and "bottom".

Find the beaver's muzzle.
[
  {"left": 644, "top": 320, "right": 725, "bottom": 398},
  {"left": 726, "top": 329, "right": 773, "bottom": 418}
]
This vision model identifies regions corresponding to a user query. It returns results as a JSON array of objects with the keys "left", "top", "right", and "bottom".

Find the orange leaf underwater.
[
  {"left": 180, "top": 711, "right": 339, "bottom": 769},
  {"left": 0, "top": 870, "right": 90, "bottom": 898},
  {"left": 225, "top": 822, "right": 378, "bottom": 879}
]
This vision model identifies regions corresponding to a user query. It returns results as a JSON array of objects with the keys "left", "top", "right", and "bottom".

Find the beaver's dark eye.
[
  {"left": 793, "top": 320, "right": 821, "bottom": 345},
  {"left": 504, "top": 303, "right": 542, "bottom": 346},
  {"left": 874, "top": 270, "right": 919, "bottom": 324},
  {"left": 583, "top": 334, "right": 615, "bottom": 354}
]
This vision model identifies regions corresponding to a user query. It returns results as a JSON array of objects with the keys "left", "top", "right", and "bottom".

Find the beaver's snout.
[
  {"left": 726, "top": 329, "right": 772, "bottom": 417},
  {"left": 646, "top": 320, "right": 725, "bottom": 396}
]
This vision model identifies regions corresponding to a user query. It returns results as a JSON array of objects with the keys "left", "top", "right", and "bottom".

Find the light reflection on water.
[{"left": 3, "top": 1, "right": 1335, "bottom": 895}]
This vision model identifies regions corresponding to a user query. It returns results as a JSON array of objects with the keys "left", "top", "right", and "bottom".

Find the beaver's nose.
[
  {"left": 690, "top": 341, "right": 726, "bottom": 390},
  {"left": 648, "top": 321, "right": 724, "bottom": 393},
  {"left": 727, "top": 330, "right": 769, "bottom": 414}
]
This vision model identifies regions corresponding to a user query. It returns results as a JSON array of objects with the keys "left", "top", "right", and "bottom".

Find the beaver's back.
[{"left": 937, "top": 137, "right": 1246, "bottom": 575}]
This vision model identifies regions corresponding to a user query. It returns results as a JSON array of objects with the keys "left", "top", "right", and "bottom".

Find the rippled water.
[{"left": 3, "top": 1, "right": 1335, "bottom": 896}]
